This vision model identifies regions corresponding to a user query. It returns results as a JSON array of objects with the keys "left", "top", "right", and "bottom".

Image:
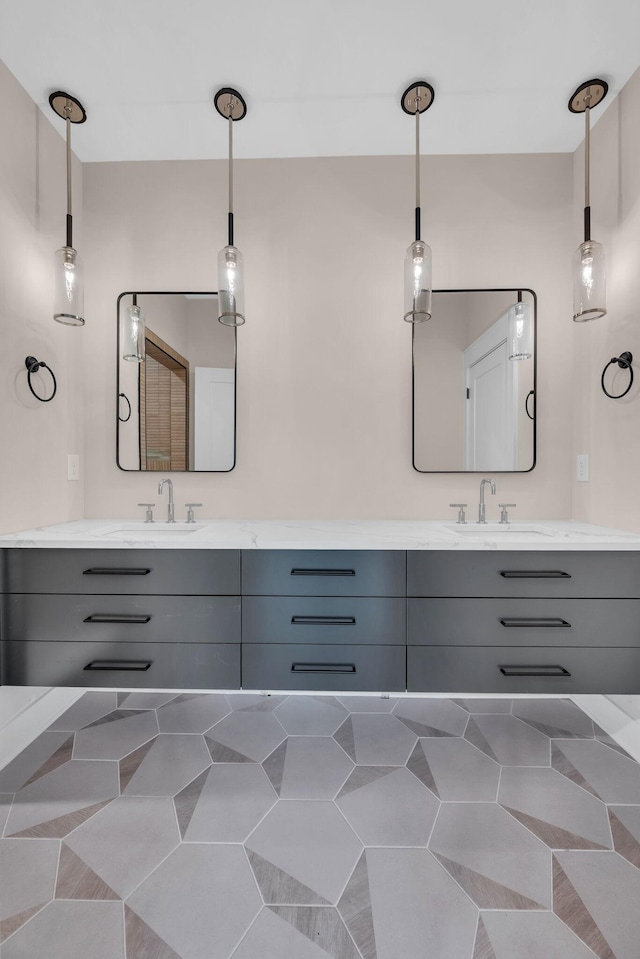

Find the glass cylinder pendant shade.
[
  {"left": 122, "top": 303, "right": 146, "bottom": 362},
  {"left": 573, "top": 239, "right": 606, "bottom": 322},
  {"left": 53, "top": 246, "right": 84, "bottom": 326},
  {"left": 217, "top": 244, "right": 245, "bottom": 326},
  {"left": 508, "top": 300, "right": 533, "bottom": 360},
  {"left": 404, "top": 240, "right": 432, "bottom": 322}
]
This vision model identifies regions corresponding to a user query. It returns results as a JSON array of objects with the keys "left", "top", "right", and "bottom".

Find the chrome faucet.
[
  {"left": 158, "top": 478, "right": 175, "bottom": 523},
  {"left": 478, "top": 478, "right": 496, "bottom": 524}
]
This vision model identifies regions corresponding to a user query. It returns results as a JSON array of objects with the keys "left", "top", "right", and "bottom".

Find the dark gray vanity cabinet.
[
  {"left": 407, "top": 551, "right": 640, "bottom": 693},
  {"left": 241, "top": 550, "right": 407, "bottom": 691},
  {"left": 0, "top": 549, "right": 241, "bottom": 688}
]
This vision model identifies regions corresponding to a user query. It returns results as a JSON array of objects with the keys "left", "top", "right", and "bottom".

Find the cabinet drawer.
[
  {"left": 242, "top": 551, "right": 406, "bottom": 597},
  {"left": 408, "top": 598, "right": 640, "bottom": 647},
  {"left": 408, "top": 551, "right": 640, "bottom": 598},
  {"left": 407, "top": 646, "right": 640, "bottom": 694},
  {"left": 242, "top": 597, "right": 406, "bottom": 645},
  {"left": 242, "top": 644, "right": 406, "bottom": 691},
  {"left": 3, "top": 595, "right": 240, "bottom": 645},
  {"left": 3, "top": 641, "right": 240, "bottom": 688},
  {"left": 3, "top": 549, "right": 240, "bottom": 595}
]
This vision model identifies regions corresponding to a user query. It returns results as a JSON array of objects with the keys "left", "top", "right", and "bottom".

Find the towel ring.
[
  {"left": 525, "top": 390, "right": 535, "bottom": 420},
  {"left": 601, "top": 351, "right": 634, "bottom": 400},
  {"left": 118, "top": 392, "right": 132, "bottom": 422},
  {"left": 25, "top": 356, "right": 57, "bottom": 403}
]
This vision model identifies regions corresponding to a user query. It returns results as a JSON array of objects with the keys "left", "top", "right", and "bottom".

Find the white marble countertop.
[{"left": 1, "top": 519, "right": 639, "bottom": 550}]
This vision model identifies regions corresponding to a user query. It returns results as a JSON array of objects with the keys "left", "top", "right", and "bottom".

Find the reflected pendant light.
[
  {"left": 122, "top": 294, "right": 146, "bottom": 362},
  {"left": 49, "top": 91, "right": 87, "bottom": 326},
  {"left": 401, "top": 81, "right": 435, "bottom": 323},
  {"left": 568, "top": 79, "right": 609, "bottom": 322},
  {"left": 508, "top": 292, "right": 533, "bottom": 360},
  {"left": 214, "top": 87, "right": 247, "bottom": 326}
]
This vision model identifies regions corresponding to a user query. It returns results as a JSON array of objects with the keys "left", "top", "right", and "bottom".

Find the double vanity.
[{"left": 1, "top": 519, "right": 640, "bottom": 694}]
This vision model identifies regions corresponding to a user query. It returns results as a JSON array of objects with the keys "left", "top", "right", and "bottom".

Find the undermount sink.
[
  {"left": 96, "top": 523, "right": 204, "bottom": 538},
  {"left": 444, "top": 523, "right": 556, "bottom": 537}
]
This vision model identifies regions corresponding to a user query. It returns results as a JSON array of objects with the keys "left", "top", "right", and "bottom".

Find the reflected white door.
[
  {"left": 464, "top": 315, "right": 517, "bottom": 471},
  {"left": 194, "top": 367, "right": 235, "bottom": 470}
]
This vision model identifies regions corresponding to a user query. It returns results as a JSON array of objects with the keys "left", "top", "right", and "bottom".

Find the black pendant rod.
[
  {"left": 66, "top": 109, "right": 73, "bottom": 248},
  {"left": 415, "top": 98, "right": 421, "bottom": 241},
  {"left": 228, "top": 103, "right": 234, "bottom": 247},
  {"left": 584, "top": 98, "right": 591, "bottom": 242}
]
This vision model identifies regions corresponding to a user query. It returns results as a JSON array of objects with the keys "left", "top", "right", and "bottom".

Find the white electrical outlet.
[
  {"left": 576, "top": 453, "right": 589, "bottom": 482},
  {"left": 67, "top": 454, "right": 80, "bottom": 481}
]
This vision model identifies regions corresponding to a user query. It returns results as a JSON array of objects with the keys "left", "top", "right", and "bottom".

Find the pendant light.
[
  {"left": 508, "top": 292, "right": 533, "bottom": 361},
  {"left": 214, "top": 87, "right": 247, "bottom": 327},
  {"left": 49, "top": 91, "right": 86, "bottom": 326},
  {"left": 569, "top": 79, "right": 608, "bottom": 322},
  {"left": 401, "top": 81, "right": 435, "bottom": 323},
  {"left": 122, "top": 294, "right": 146, "bottom": 362}
]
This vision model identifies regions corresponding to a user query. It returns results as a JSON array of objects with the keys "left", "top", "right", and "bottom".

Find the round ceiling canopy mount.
[
  {"left": 214, "top": 87, "right": 247, "bottom": 121},
  {"left": 568, "top": 79, "right": 608, "bottom": 113},
  {"left": 401, "top": 81, "right": 435, "bottom": 115},
  {"left": 49, "top": 91, "right": 86, "bottom": 123}
]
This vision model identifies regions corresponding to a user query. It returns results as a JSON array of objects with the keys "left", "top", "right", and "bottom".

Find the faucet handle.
[
  {"left": 185, "top": 503, "right": 203, "bottom": 524},
  {"left": 498, "top": 503, "right": 516, "bottom": 525},
  {"left": 449, "top": 503, "right": 467, "bottom": 525},
  {"left": 138, "top": 503, "right": 155, "bottom": 524}
]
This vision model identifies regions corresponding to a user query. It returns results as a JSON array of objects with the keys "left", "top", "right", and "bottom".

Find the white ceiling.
[{"left": 2, "top": 0, "right": 640, "bottom": 162}]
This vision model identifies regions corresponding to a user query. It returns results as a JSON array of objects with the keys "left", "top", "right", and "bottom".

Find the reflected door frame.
[{"left": 139, "top": 328, "right": 190, "bottom": 471}]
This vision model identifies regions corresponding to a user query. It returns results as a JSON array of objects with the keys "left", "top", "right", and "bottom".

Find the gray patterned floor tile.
[
  {"left": 65, "top": 796, "right": 180, "bottom": 898},
  {"left": 552, "top": 739, "right": 640, "bottom": 802},
  {"left": 0, "top": 731, "right": 73, "bottom": 793},
  {"left": 231, "top": 907, "right": 331, "bottom": 959},
  {"left": 392, "top": 698, "right": 468, "bottom": 737},
  {"left": 270, "top": 907, "right": 360, "bottom": 959},
  {"left": 0, "top": 796, "right": 12, "bottom": 836},
  {"left": 608, "top": 805, "right": 640, "bottom": 869},
  {"left": 178, "top": 763, "right": 276, "bottom": 841},
  {"left": 466, "top": 714, "right": 550, "bottom": 766},
  {"left": 206, "top": 711, "right": 286, "bottom": 762},
  {"left": 117, "top": 692, "right": 177, "bottom": 709},
  {"left": 55, "top": 844, "right": 120, "bottom": 901},
  {"left": 226, "top": 694, "right": 287, "bottom": 711},
  {"left": 453, "top": 698, "right": 512, "bottom": 714},
  {"left": 512, "top": 700, "right": 594, "bottom": 739},
  {"left": 479, "top": 910, "right": 598, "bottom": 959},
  {"left": 364, "top": 847, "right": 478, "bottom": 959},
  {"left": 246, "top": 801, "right": 362, "bottom": 904},
  {"left": 408, "top": 738, "right": 500, "bottom": 801},
  {"left": 266, "top": 737, "right": 354, "bottom": 799},
  {"left": 121, "top": 734, "right": 211, "bottom": 796},
  {"left": 5, "top": 760, "right": 118, "bottom": 838},
  {"left": 429, "top": 803, "right": 551, "bottom": 908},
  {"left": 275, "top": 697, "right": 348, "bottom": 735},
  {"left": 125, "top": 905, "right": 182, "bottom": 959},
  {"left": 554, "top": 850, "right": 640, "bottom": 959},
  {"left": 48, "top": 692, "right": 118, "bottom": 730},
  {"left": 337, "top": 696, "right": 397, "bottom": 712},
  {"left": 498, "top": 766, "right": 611, "bottom": 849},
  {"left": 1, "top": 900, "right": 124, "bottom": 959},
  {"left": 127, "top": 843, "right": 261, "bottom": 959},
  {"left": 337, "top": 766, "right": 439, "bottom": 846},
  {"left": 74, "top": 709, "right": 159, "bottom": 760},
  {"left": 0, "top": 838, "right": 59, "bottom": 939},
  {"left": 334, "top": 714, "right": 417, "bottom": 765},
  {"left": 157, "top": 693, "right": 230, "bottom": 733}
]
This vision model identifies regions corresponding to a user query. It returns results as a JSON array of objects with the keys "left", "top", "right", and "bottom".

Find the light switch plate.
[
  {"left": 67, "top": 454, "right": 80, "bottom": 481},
  {"left": 576, "top": 453, "right": 589, "bottom": 482}
]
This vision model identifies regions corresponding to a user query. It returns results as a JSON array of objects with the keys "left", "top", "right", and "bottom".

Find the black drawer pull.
[
  {"left": 290, "top": 568, "right": 356, "bottom": 577},
  {"left": 83, "top": 567, "right": 151, "bottom": 576},
  {"left": 291, "top": 662, "right": 356, "bottom": 674},
  {"left": 500, "top": 570, "right": 571, "bottom": 579},
  {"left": 84, "top": 660, "right": 152, "bottom": 671},
  {"left": 83, "top": 614, "right": 151, "bottom": 624},
  {"left": 499, "top": 664, "right": 571, "bottom": 677},
  {"left": 291, "top": 616, "right": 356, "bottom": 626},
  {"left": 500, "top": 617, "right": 571, "bottom": 628}
]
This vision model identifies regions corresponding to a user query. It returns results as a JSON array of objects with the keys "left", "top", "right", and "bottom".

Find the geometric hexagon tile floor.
[{"left": 2, "top": 691, "right": 640, "bottom": 957}]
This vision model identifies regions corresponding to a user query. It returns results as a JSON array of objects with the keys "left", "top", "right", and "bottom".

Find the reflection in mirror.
[
  {"left": 413, "top": 289, "right": 536, "bottom": 472},
  {"left": 117, "top": 293, "right": 236, "bottom": 471}
]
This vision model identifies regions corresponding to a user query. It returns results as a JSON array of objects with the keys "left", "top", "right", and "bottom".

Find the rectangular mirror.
[
  {"left": 117, "top": 292, "right": 236, "bottom": 471},
  {"left": 413, "top": 289, "right": 536, "bottom": 472}
]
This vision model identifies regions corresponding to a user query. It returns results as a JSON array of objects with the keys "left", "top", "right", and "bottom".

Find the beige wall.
[
  {"left": 0, "top": 61, "right": 84, "bottom": 534},
  {"left": 83, "top": 151, "right": 573, "bottom": 519},
  {"left": 571, "top": 66, "right": 640, "bottom": 533}
]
